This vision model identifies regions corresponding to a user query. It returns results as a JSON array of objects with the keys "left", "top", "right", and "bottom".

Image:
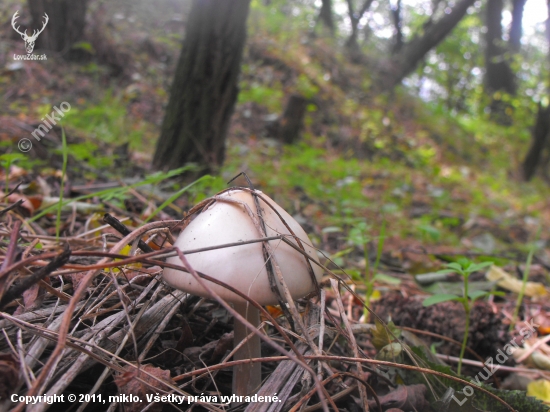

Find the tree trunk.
[
  {"left": 377, "top": 0, "right": 475, "bottom": 90},
  {"left": 484, "top": 0, "right": 516, "bottom": 122},
  {"left": 153, "top": 0, "right": 251, "bottom": 174},
  {"left": 509, "top": 0, "right": 527, "bottom": 52},
  {"left": 521, "top": 0, "right": 550, "bottom": 181},
  {"left": 277, "top": 95, "right": 308, "bottom": 145},
  {"left": 28, "top": 0, "right": 87, "bottom": 58},
  {"left": 318, "top": 0, "right": 335, "bottom": 33},
  {"left": 523, "top": 104, "right": 550, "bottom": 181},
  {"left": 390, "top": 0, "right": 403, "bottom": 53}
]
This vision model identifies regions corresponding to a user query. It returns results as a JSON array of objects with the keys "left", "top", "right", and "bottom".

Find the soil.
[{"left": 372, "top": 292, "right": 514, "bottom": 362}]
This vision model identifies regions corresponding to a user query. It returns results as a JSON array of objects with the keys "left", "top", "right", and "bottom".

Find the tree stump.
[
  {"left": 277, "top": 94, "right": 308, "bottom": 145},
  {"left": 522, "top": 103, "right": 550, "bottom": 181}
]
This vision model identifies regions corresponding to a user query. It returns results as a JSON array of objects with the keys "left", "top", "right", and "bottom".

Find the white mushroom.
[{"left": 163, "top": 189, "right": 323, "bottom": 397}]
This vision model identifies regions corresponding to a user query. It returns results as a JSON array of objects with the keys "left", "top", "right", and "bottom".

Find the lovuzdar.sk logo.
[{"left": 11, "top": 10, "right": 48, "bottom": 60}]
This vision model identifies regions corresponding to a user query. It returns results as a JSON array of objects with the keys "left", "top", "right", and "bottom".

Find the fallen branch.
[{"left": 0, "top": 245, "right": 71, "bottom": 310}]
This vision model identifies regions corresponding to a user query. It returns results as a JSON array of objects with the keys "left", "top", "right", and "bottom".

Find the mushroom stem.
[{"left": 233, "top": 301, "right": 261, "bottom": 397}]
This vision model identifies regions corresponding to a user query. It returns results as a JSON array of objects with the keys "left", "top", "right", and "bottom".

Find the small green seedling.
[
  {"left": 422, "top": 258, "right": 496, "bottom": 376},
  {"left": 511, "top": 228, "right": 541, "bottom": 331},
  {"left": 348, "top": 219, "right": 400, "bottom": 320},
  {"left": 56, "top": 128, "right": 68, "bottom": 240}
]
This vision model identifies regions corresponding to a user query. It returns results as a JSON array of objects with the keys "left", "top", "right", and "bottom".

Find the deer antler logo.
[{"left": 12, "top": 10, "right": 49, "bottom": 54}]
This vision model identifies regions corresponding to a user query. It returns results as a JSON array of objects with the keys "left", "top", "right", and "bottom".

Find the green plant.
[
  {"left": 510, "top": 230, "right": 541, "bottom": 331},
  {"left": 29, "top": 166, "right": 198, "bottom": 223},
  {"left": 422, "top": 259, "right": 495, "bottom": 376},
  {"left": 144, "top": 175, "right": 217, "bottom": 222},
  {"left": 68, "top": 142, "right": 114, "bottom": 170},
  {"left": 347, "top": 219, "right": 398, "bottom": 320},
  {"left": 56, "top": 129, "right": 68, "bottom": 239},
  {"left": 238, "top": 80, "right": 284, "bottom": 113},
  {"left": 61, "top": 92, "right": 144, "bottom": 148},
  {"left": 417, "top": 221, "right": 441, "bottom": 242},
  {"left": 295, "top": 74, "right": 319, "bottom": 99}
]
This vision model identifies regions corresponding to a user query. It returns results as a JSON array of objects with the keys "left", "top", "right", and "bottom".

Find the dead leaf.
[
  {"left": 69, "top": 273, "right": 86, "bottom": 290},
  {"left": 0, "top": 353, "right": 19, "bottom": 400},
  {"left": 8, "top": 164, "right": 28, "bottom": 180},
  {"left": 114, "top": 364, "right": 173, "bottom": 412},
  {"left": 208, "top": 332, "right": 233, "bottom": 363},
  {"left": 514, "top": 348, "right": 550, "bottom": 370},
  {"left": 486, "top": 265, "right": 547, "bottom": 298},
  {"left": 265, "top": 305, "right": 283, "bottom": 318},
  {"left": 6, "top": 193, "right": 34, "bottom": 216},
  {"left": 175, "top": 317, "right": 194, "bottom": 352},
  {"left": 371, "top": 319, "right": 401, "bottom": 350},
  {"left": 527, "top": 379, "right": 550, "bottom": 403},
  {"left": 13, "top": 282, "right": 45, "bottom": 315}
]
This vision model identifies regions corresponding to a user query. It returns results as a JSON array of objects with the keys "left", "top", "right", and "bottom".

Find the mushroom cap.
[{"left": 163, "top": 189, "right": 323, "bottom": 305}]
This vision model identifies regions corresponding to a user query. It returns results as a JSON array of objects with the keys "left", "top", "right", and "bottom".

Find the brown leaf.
[
  {"left": 0, "top": 354, "right": 19, "bottom": 400},
  {"left": 6, "top": 193, "right": 34, "bottom": 216},
  {"left": 175, "top": 317, "right": 194, "bottom": 352},
  {"left": 114, "top": 364, "right": 173, "bottom": 412},
  {"left": 208, "top": 332, "right": 233, "bottom": 363},
  {"left": 69, "top": 273, "right": 86, "bottom": 290},
  {"left": 13, "top": 282, "right": 45, "bottom": 315}
]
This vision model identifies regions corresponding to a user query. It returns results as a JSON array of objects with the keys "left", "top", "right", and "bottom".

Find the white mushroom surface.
[{"left": 163, "top": 189, "right": 322, "bottom": 305}]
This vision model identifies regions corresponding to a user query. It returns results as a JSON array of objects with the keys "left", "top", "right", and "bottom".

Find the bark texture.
[
  {"left": 153, "top": 0, "right": 251, "bottom": 174},
  {"left": 28, "top": 0, "right": 87, "bottom": 57},
  {"left": 377, "top": 0, "right": 475, "bottom": 90}
]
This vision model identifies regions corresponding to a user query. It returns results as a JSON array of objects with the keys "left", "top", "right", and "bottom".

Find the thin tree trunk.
[
  {"left": 345, "top": 0, "right": 375, "bottom": 50},
  {"left": 390, "top": 0, "right": 403, "bottom": 53},
  {"left": 484, "top": 0, "right": 516, "bottom": 122},
  {"left": 509, "top": 0, "right": 527, "bottom": 52},
  {"left": 521, "top": 0, "right": 550, "bottom": 181},
  {"left": 377, "top": 0, "right": 475, "bottom": 90},
  {"left": 153, "top": 0, "right": 251, "bottom": 174}
]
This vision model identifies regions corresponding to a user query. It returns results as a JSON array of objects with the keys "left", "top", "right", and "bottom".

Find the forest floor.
[{"left": 2, "top": 0, "right": 550, "bottom": 411}]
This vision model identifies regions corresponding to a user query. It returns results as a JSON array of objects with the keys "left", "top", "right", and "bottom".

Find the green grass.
[
  {"left": 57, "top": 92, "right": 149, "bottom": 150},
  {"left": 56, "top": 129, "right": 68, "bottom": 239}
]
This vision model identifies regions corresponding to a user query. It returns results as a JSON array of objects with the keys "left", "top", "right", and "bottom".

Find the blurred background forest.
[
  {"left": 3, "top": 0, "right": 550, "bottom": 408},
  {"left": 1, "top": 0, "right": 550, "bottom": 255}
]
